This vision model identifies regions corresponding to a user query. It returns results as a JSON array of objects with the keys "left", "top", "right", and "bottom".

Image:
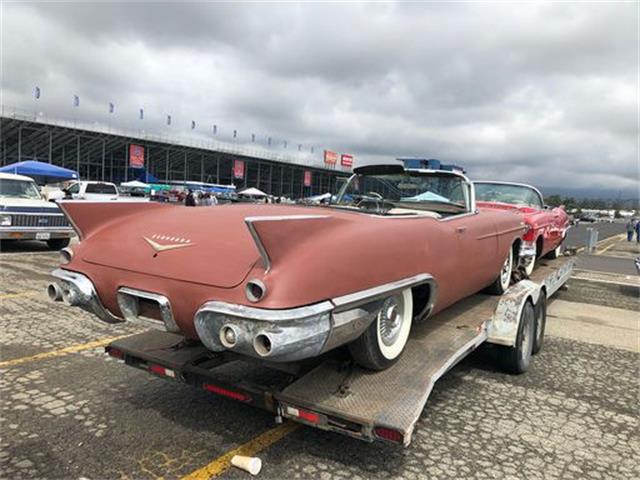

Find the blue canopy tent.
[{"left": 0, "top": 160, "right": 79, "bottom": 184}]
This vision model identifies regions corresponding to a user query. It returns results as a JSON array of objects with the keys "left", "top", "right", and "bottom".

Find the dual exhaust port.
[{"left": 219, "top": 325, "right": 273, "bottom": 357}]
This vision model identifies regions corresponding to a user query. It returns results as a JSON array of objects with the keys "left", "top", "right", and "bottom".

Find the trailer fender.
[
  {"left": 542, "top": 257, "right": 574, "bottom": 297},
  {"left": 486, "top": 280, "right": 541, "bottom": 347}
]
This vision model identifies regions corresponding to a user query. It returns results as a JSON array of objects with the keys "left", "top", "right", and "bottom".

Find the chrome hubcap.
[
  {"left": 378, "top": 295, "right": 403, "bottom": 347},
  {"left": 501, "top": 253, "right": 511, "bottom": 285}
]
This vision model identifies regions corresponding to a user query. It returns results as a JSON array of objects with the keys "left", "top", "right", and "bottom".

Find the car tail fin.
[
  {"left": 59, "top": 201, "right": 169, "bottom": 240},
  {"left": 245, "top": 214, "right": 338, "bottom": 272}
]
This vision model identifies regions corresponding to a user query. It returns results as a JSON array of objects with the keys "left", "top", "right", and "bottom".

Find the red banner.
[
  {"left": 129, "top": 144, "right": 145, "bottom": 168},
  {"left": 324, "top": 150, "right": 338, "bottom": 165},
  {"left": 340, "top": 154, "right": 353, "bottom": 167},
  {"left": 233, "top": 160, "right": 245, "bottom": 179},
  {"left": 304, "top": 170, "right": 312, "bottom": 187}
]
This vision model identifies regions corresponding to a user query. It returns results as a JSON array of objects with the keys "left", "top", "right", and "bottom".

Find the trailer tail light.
[
  {"left": 374, "top": 427, "right": 404, "bottom": 444},
  {"left": 107, "top": 348, "right": 124, "bottom": 360},
  {"left": 285, "top": 406, "right": 320, "bottom": 424},
  {"left": 203, "top": 383, "right": 251, "bottom": 403},
  {"left": 148, "top": 364, "right": 176, "bottom": 378}
]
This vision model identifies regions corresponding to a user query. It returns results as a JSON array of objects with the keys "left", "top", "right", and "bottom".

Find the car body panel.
[{"left": 56, "top": 201, "right": 525, "bottom": 339}]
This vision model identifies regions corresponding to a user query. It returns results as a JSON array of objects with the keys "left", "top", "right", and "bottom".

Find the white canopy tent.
[
  {"left": 120, "top": 180, "right": 150, "bottom": 188},
  {"left": 239, "top": 187, "right": 268, "bottom": 197}
]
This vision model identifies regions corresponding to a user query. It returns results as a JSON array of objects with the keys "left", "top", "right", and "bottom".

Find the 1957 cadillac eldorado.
[
  {"left": 475, "top": 181, "right": 570, "bottom": 276},
  {"left": 48, "top": 164, "right": 526, "bottom": 370}
]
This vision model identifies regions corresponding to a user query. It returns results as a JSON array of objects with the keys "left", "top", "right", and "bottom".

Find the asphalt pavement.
[
  {"left": 564, "top": 221, "right": 625, "bottom": 249},
  {"left": 1, "top": 247, "right": 638, "bottom": 480}
]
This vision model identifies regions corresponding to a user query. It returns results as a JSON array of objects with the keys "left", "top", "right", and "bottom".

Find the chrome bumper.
[
  {"left": 195, "top": 274, "right": 436, "bottom": 363},
  {"left": 49, "top": 268, "right": 122, "bottom": 324},
  {"left": 519, "top": 241, "right": 536, "bottom": 267}
]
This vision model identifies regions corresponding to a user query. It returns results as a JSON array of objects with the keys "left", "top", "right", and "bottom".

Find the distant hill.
[{"left": 540, "top": 186, "right": 639, "bottom": 201}]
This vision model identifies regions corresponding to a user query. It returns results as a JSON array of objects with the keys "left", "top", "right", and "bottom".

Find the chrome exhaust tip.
[
  {"left": 219, "top": 325, "right": 239, "bottom": 348},
  {"left": 253, "top": 333, "right": 273, "bottom": 357},
  {"left": 47, "top": 283, "right": 63, "bottom": 302}
]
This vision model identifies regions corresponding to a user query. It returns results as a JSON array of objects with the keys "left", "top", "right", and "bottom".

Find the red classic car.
[
  {"left": 475, "top": 181, "right": 570, "bottom": 275},
  {"left": 48, "top": 165, "right": 526, "bottom": 370}
]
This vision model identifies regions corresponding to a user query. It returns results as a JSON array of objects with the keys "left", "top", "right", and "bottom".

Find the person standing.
[
  {"left": 185, "top": 190, "right": 196, "bottom": 207},
  {"left": 636, "top": 219, "right": 640, "bottom": 243},
  {"left": 626, "top": 219, "right": 636, "bottom": 242}
]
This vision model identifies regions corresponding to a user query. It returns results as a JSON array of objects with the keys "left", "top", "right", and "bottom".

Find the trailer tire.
[
  {"left": 349, "top": 288, "right": 413, "bottom": 371},
  {"left": 499, "top": 299, "right": 535, "bottom": 374},
  {"left": 532, "top": 292, "right": 547, "bottom": 355}
]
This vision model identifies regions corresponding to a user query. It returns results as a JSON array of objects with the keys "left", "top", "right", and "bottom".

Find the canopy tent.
[
  {"left": 239, "top": 187, "right": 268, "bottom": 197},
  {"left": 0, "top": 160, "right": 79, "bottom": 184},
  {"left": 135, "top": 170, "right": 159, "bottom": 183},
  {"left": 120, "top": 180, "right": 150, "bottom": 188}
]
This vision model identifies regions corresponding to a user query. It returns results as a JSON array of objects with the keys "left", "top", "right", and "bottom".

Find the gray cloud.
[{"left": 2, "top": 1, "right": 637, "bottom": 194}]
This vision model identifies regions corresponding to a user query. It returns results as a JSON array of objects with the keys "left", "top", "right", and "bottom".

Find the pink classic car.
[
  {"left": 475, "top": 181, "right": 570, "bottom": 275},
  {"left": 48, "top": 165, "right": 527, "bottom": 371}
]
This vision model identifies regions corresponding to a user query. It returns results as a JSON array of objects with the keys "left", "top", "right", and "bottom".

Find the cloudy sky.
[{"left": 1, "top": 1, "right": 638, "bottom": 194}]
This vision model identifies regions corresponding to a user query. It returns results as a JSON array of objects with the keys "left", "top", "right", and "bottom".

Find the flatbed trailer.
[{"left": 106, "top": 256, "right": 574, "bottom": 446}]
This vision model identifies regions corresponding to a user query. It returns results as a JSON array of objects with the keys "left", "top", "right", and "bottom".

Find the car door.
[{"left": 444, "top": 212, "right": 499, "bottom": 299}]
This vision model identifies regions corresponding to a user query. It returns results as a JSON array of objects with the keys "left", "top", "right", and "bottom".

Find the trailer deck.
[{"left": 107, "top": 256, "right": 574, "bottom": 446}]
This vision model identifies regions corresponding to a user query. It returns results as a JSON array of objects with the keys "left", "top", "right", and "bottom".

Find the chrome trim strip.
[
  {"left": 196, "top": 300, "right": 334, "bottom": 322},
  {"left": 0, "top": 212, "right": 66, "bottom": 216},
  {"left": 332, "top": 273, "right": 434, "bottom": 309},
  {"left": 0, "top": 227, "right": 73, "bottom": 232},
  {"left": 244, "top": 215, "right": 329, "bottom": 272}
]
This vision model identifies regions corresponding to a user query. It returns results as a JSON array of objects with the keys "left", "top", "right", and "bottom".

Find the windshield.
[
  {"left": 334, "top": 171, "right": 470, "bottom": 215},
  {"left": 0, "top": 179, "right": 42, "bottom": 200},
  {"left": 475, "top": 183, "right": 543, "bottom": 209}
]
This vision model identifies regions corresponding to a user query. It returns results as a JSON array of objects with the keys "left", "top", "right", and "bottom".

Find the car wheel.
[
  {"left": 348, "top": 288, "right": 413, "bottom": 371},
  {"left": 498, "top": 300, "right": 535, "bottom": 374},
  {"left": 545, "top": 241, "right": 563, "bottom": 259},
  {"left": 532, "top": 292, "right": 547, "bottom": 355},
  {"left": 46, "top": 238, "right": 71, "bottom": 250},
  {"left": 486, "top": 247, "right": 513, "bottom": 295},
  {"left": 524, "top": 241, "right": 537, "bottom": 276}
]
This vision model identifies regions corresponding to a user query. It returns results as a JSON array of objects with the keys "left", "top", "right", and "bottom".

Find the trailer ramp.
[{"left": 279, "top": 294, "right": 498, "bottom": 446}]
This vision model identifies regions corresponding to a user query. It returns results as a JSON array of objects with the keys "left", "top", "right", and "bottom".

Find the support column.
[
  {"left": 216, "top": 156, "right": 220, "bottom": 184},
  {"left": 76, "top": 135, "right": 81, "bottom": 176},
  {"left": 48, "top": 130, "right": 53, "bottom": 163},
  {"left": 165, "top": 149, "right": 169, "bottom": 182},
  {"left": 200, "top": 154, "right": 204, "bottom": 182},
  {"left": 183, "top": 151, "right": 187, "bottom": 181},
  {"left": 124, "top": 143, "right": 128, "bottom": 182},
  {"left": 101, "top": 139, "right": 106, "bottom": 181},
  {"left": 18, "top": 126, "right": 22, "bottom": 161}
]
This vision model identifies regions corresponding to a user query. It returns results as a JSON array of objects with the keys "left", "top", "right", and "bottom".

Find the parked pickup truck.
[
  {"left": 47, "top": 181, "right": 119, "bottom": 202},
  {"left": 0, "top": 172, "right": 74, "bottom": 249}
]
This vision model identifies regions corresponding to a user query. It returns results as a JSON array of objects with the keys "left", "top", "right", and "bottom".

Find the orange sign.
[
  {"left": 233, "top": 160, "right": 245, "bottom": 179},
  {"left": 129, "top": 144, "right": 145, "bottom": 168},
  {"left": 324, "top": 150, "right": 338, "bottom": 165},
  {"left": 304, "top": 170, "right": 312, "bottom": 187},
  {"left": 341, "top": 154, "right": 353, "bottom": 167}
]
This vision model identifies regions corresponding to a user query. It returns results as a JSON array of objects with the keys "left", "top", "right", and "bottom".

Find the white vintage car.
[{"left": 0, "top": 172, "right": 74, "bottom": 249}]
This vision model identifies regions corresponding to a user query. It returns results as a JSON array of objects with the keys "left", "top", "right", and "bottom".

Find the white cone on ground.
[{"left": 231, "top": 455, "right": 262, "bottom": 475}]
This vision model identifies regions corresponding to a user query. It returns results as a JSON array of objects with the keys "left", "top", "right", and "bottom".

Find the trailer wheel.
[
  {"left": 499, "top": 300, "right": 535, "bottom": 374},
  {"left": 349, "top": 288, "right": 413, "bottom": 371},
  {"left": 532, "top": 292, "right": 547, "bottom": 355}
]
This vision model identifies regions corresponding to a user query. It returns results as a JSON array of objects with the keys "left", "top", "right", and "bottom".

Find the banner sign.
[
  {"left": 304, "top": 170, "right": 312, "bottom": 187},
  {"left": 233, "top": 160, "right": 245, "bottom": 179},
  {"left": 340, "top": 154, "right": 353, "bottom": 167},
  {"left": 129, "top": 144, "right": 145, "bottom": 168},
  {"left": 324, "top": 150, "right": 338, "bottom": 165}
]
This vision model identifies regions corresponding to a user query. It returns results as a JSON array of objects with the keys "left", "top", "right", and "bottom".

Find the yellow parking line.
[
  {"left": 181, "top": 422, "right": 300, "bottom": 480},
  {"left": 0, "top": 291, "right": 39, "bottom": 300},
  {"left": 0, "top": 335, "right": 131, "bottom": 368}
]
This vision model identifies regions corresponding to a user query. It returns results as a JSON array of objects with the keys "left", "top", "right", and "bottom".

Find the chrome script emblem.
[{"left": 143, "top": 234, "right": 194, "bottom": 255}]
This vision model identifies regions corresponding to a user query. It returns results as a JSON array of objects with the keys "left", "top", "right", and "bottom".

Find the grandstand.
[{"left": 0, "top": 108, "right": 349, "bottom": 198}]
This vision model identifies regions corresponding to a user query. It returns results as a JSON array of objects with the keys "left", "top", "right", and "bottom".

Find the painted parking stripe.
[
  {"left": 181, "top": 422, "right": 299, "bottom": 480},
  {"left": 0, "top": 335, "right": 131, "bottom": 368}
]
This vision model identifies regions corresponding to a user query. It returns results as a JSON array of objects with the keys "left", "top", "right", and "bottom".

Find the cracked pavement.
[{"left": 1, "top": 247, "right": 638, "bottom": 479}]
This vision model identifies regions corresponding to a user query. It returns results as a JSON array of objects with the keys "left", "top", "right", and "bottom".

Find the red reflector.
[
  {"left": 108, "top": 348, "right": 124, "bottom": 359},
  {"left": 297, "top": 409, "right": 320, "bottom": 424},
  {"left": 149, "top": 365, "right": 165, "bottom": 375},
  {"left": 203, "top": 383, "right": 251, "bottom": 402},
  {"left": 374, "top": 427, "right": 403, "bottom": 443}
]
